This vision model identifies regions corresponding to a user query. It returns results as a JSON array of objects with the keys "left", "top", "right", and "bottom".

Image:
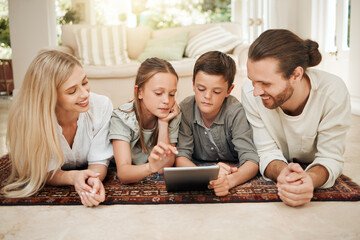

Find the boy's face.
[{"left": 193, "top": 71, "right": 233, "bottom": 119}]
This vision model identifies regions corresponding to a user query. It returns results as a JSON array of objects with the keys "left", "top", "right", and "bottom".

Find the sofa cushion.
[
  {"left": 152, "top": 22, "right": 242, "bottom": 42},
  {"left": 83, "top": 60, "right": 140, "bottom": 79},
  {"left": 137, "top": 31, "right": 189, "bottom": 62},
  {"left": 185, "top": 26, "right": 242, "bottom": 58},
  {"left": 126, "top": 26, "right": 152, "bottom": 60},
  {"left": 75, "top": 25, "right": 130, "bottom": 66}
]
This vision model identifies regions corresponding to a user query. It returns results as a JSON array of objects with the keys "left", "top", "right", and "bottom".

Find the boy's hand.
[
  {"left": 209, "top": 174, "right": 231, "bottom": 196},
  {"left": 216, "top": 162, "right": 238, "bottom": 177}
]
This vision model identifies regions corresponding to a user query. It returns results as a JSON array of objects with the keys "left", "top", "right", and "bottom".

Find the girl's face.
[
  {"left": 56, "top": 65, "right": 90, "bottom": 114},
  {"left": 137, "top": 72, "right": 177, "bottom": 119}
]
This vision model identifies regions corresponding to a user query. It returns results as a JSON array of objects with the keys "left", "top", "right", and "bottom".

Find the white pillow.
[
  {"left": 185, "top": 26, "right": 242, "bottom": 58},
  {"left": 75, "top": 25, "right": 130, "bottom": 66}
]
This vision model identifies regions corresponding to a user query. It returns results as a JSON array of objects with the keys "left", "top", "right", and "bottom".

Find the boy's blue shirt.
[{"left": 176, "top": 95, "right": 259, "bottom": 166}]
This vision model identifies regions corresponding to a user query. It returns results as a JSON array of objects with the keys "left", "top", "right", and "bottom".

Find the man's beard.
[{"left": 261, "top": 82, "right": 294, "bottom": 109}]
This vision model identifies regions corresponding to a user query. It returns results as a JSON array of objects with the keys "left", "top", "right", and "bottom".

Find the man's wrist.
[
  {"left": 306, "top": 165, "right": 328, "bottom": 188},
  {"left": 264, "top": 160, "right": 288, "bottom": 182}
]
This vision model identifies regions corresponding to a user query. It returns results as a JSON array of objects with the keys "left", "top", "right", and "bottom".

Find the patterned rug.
[{"left": 0, "top": 155, "right": 359, "bottom": 205}]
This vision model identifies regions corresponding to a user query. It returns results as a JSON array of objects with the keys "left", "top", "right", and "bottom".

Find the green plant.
[
  {"left": 0, "top": 17, "right": 10, "bottom": 47},
  {"left": 137, "top": 0, "right": 231, "bottom": 30},
  {"left": 57, "top": 8, "right": 80, "bottom": 25}
]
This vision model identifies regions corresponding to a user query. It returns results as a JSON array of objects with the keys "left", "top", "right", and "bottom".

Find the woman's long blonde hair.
[{"left": 1, "top": 50, "right": 82, "bottom": 198}]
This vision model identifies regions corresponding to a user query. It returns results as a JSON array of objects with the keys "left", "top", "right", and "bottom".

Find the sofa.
[{"left": 54, "top": 22, "right": 249, "bottom": 107}]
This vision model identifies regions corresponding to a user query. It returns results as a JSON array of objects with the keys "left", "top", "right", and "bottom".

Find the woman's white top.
[{"left": 48, "top": 93, "right": 114, "bottom": 172}]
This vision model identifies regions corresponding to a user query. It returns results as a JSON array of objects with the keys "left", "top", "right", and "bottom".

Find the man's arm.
[
  {"left": 241, "top": 83, "right": 288, "bottom": 180},
  {"left": 264, "top": 160, "right": 288, "bottom": 182},
  {"left": 305, "top": 81, "right": 351, "bottom": 188},
  {"left": 306, "top": 165, "right": 329, "bottom": 188}
]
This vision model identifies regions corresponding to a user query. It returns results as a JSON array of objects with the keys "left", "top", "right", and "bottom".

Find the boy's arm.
[
  {"left": 227, "top": 161, "right": 258, "bottom": 188},
  {"left": 209, "top": 161, "right": 258, "bottom": 196},
  {"left": 230, "top": 104, "right": 260, "bottom": 167},
  {"left": 175, "top": 103, "right": 195, "bottom": 166}
]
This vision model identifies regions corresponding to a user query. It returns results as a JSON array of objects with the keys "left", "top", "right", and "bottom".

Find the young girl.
[
  {"left": 110, "top": 57, "right": 180, "bottom": 184},
  {"left": 1, "top": 50, "right": 113, "bottom": 207}
]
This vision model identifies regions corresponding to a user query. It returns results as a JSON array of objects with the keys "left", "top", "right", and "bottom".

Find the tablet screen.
[{"left": 163, "top": 165, "right": 220, "bottom": 192}]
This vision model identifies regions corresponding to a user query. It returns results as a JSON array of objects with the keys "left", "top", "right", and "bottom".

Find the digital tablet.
[{"left": 163, "top": 165, "right": 220, "bottom": 192}]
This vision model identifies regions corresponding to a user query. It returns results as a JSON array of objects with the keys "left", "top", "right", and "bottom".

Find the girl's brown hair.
[
  {"left": 248, "top": 29, "right": 322, "bottom": 78},
  {"left": 133, "top": 57, "right": 178, "bottom": 153}
]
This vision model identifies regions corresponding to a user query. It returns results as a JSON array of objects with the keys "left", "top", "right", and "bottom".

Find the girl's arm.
[
  {"left": 113, "top": 139, "right": 153, "bottom": 184},
  {"left": 175, "top": 156, "right": 197, "bottom": 167},
  {"left": 114, "top": 140, "right": 178, "bottom": 184},
  {"left": 157, "top": 103, "right": 180, "bottom": 169}
]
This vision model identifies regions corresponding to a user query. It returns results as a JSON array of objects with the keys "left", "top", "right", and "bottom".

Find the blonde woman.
[{"left": 1, "top": 50, "right": 113, "bottom": 207}]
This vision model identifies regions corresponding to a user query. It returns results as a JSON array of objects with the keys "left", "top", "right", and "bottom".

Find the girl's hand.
[
  {"left": 158, "top": 102, "right": 179, "bottom": 123},
  {"left": 148, "top": 142, "right": 178, "bottom": 173}
]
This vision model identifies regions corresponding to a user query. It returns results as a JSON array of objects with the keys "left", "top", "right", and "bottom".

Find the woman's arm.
[
  {"left": 46, "top": 168, "right": 100, "bottom": 194},
  {"left": 88, "top": 164, "right": 107, "bottom": 181}
]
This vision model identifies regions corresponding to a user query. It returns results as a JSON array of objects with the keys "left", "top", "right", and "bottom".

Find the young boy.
[{"left": 175, "top": 51, "right": 259, "bottom": 196}]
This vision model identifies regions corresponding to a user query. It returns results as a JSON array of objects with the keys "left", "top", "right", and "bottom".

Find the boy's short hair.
[{"left": 192, "top": 51, "right": 236, "bottom": 89}]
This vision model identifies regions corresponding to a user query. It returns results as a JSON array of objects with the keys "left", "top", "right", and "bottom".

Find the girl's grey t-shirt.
[{"left": 109, "top": 101, "right": 181, "bottom": 165}]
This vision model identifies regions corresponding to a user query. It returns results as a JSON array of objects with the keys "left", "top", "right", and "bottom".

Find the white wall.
[
  {"left": 268, "top": 0, "right": 359, "bottom": 115},
  {"left": 348, "top": 0, "right": 360, "bottom": 115},
  {"left": 8, "top": 0, "right": 57, "bottom": 93}
]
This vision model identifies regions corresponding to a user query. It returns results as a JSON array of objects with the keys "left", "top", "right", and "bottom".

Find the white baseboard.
[{"left": 351, "top": 96, "right": 360, "bottom": 116}]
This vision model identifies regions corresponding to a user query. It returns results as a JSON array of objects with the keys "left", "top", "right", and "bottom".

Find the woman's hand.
[
  {"left": 158, "top": 102, "right": 179, "bottom": 124},
  {"left": 79, "top": 177, "right": 106, "bottom": 207},
  {"left": 72, "top": 169, "right": 104, "bottom": 207},
  {"left": 148, "top": 142, "right": 178, "bottom": 173}
]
